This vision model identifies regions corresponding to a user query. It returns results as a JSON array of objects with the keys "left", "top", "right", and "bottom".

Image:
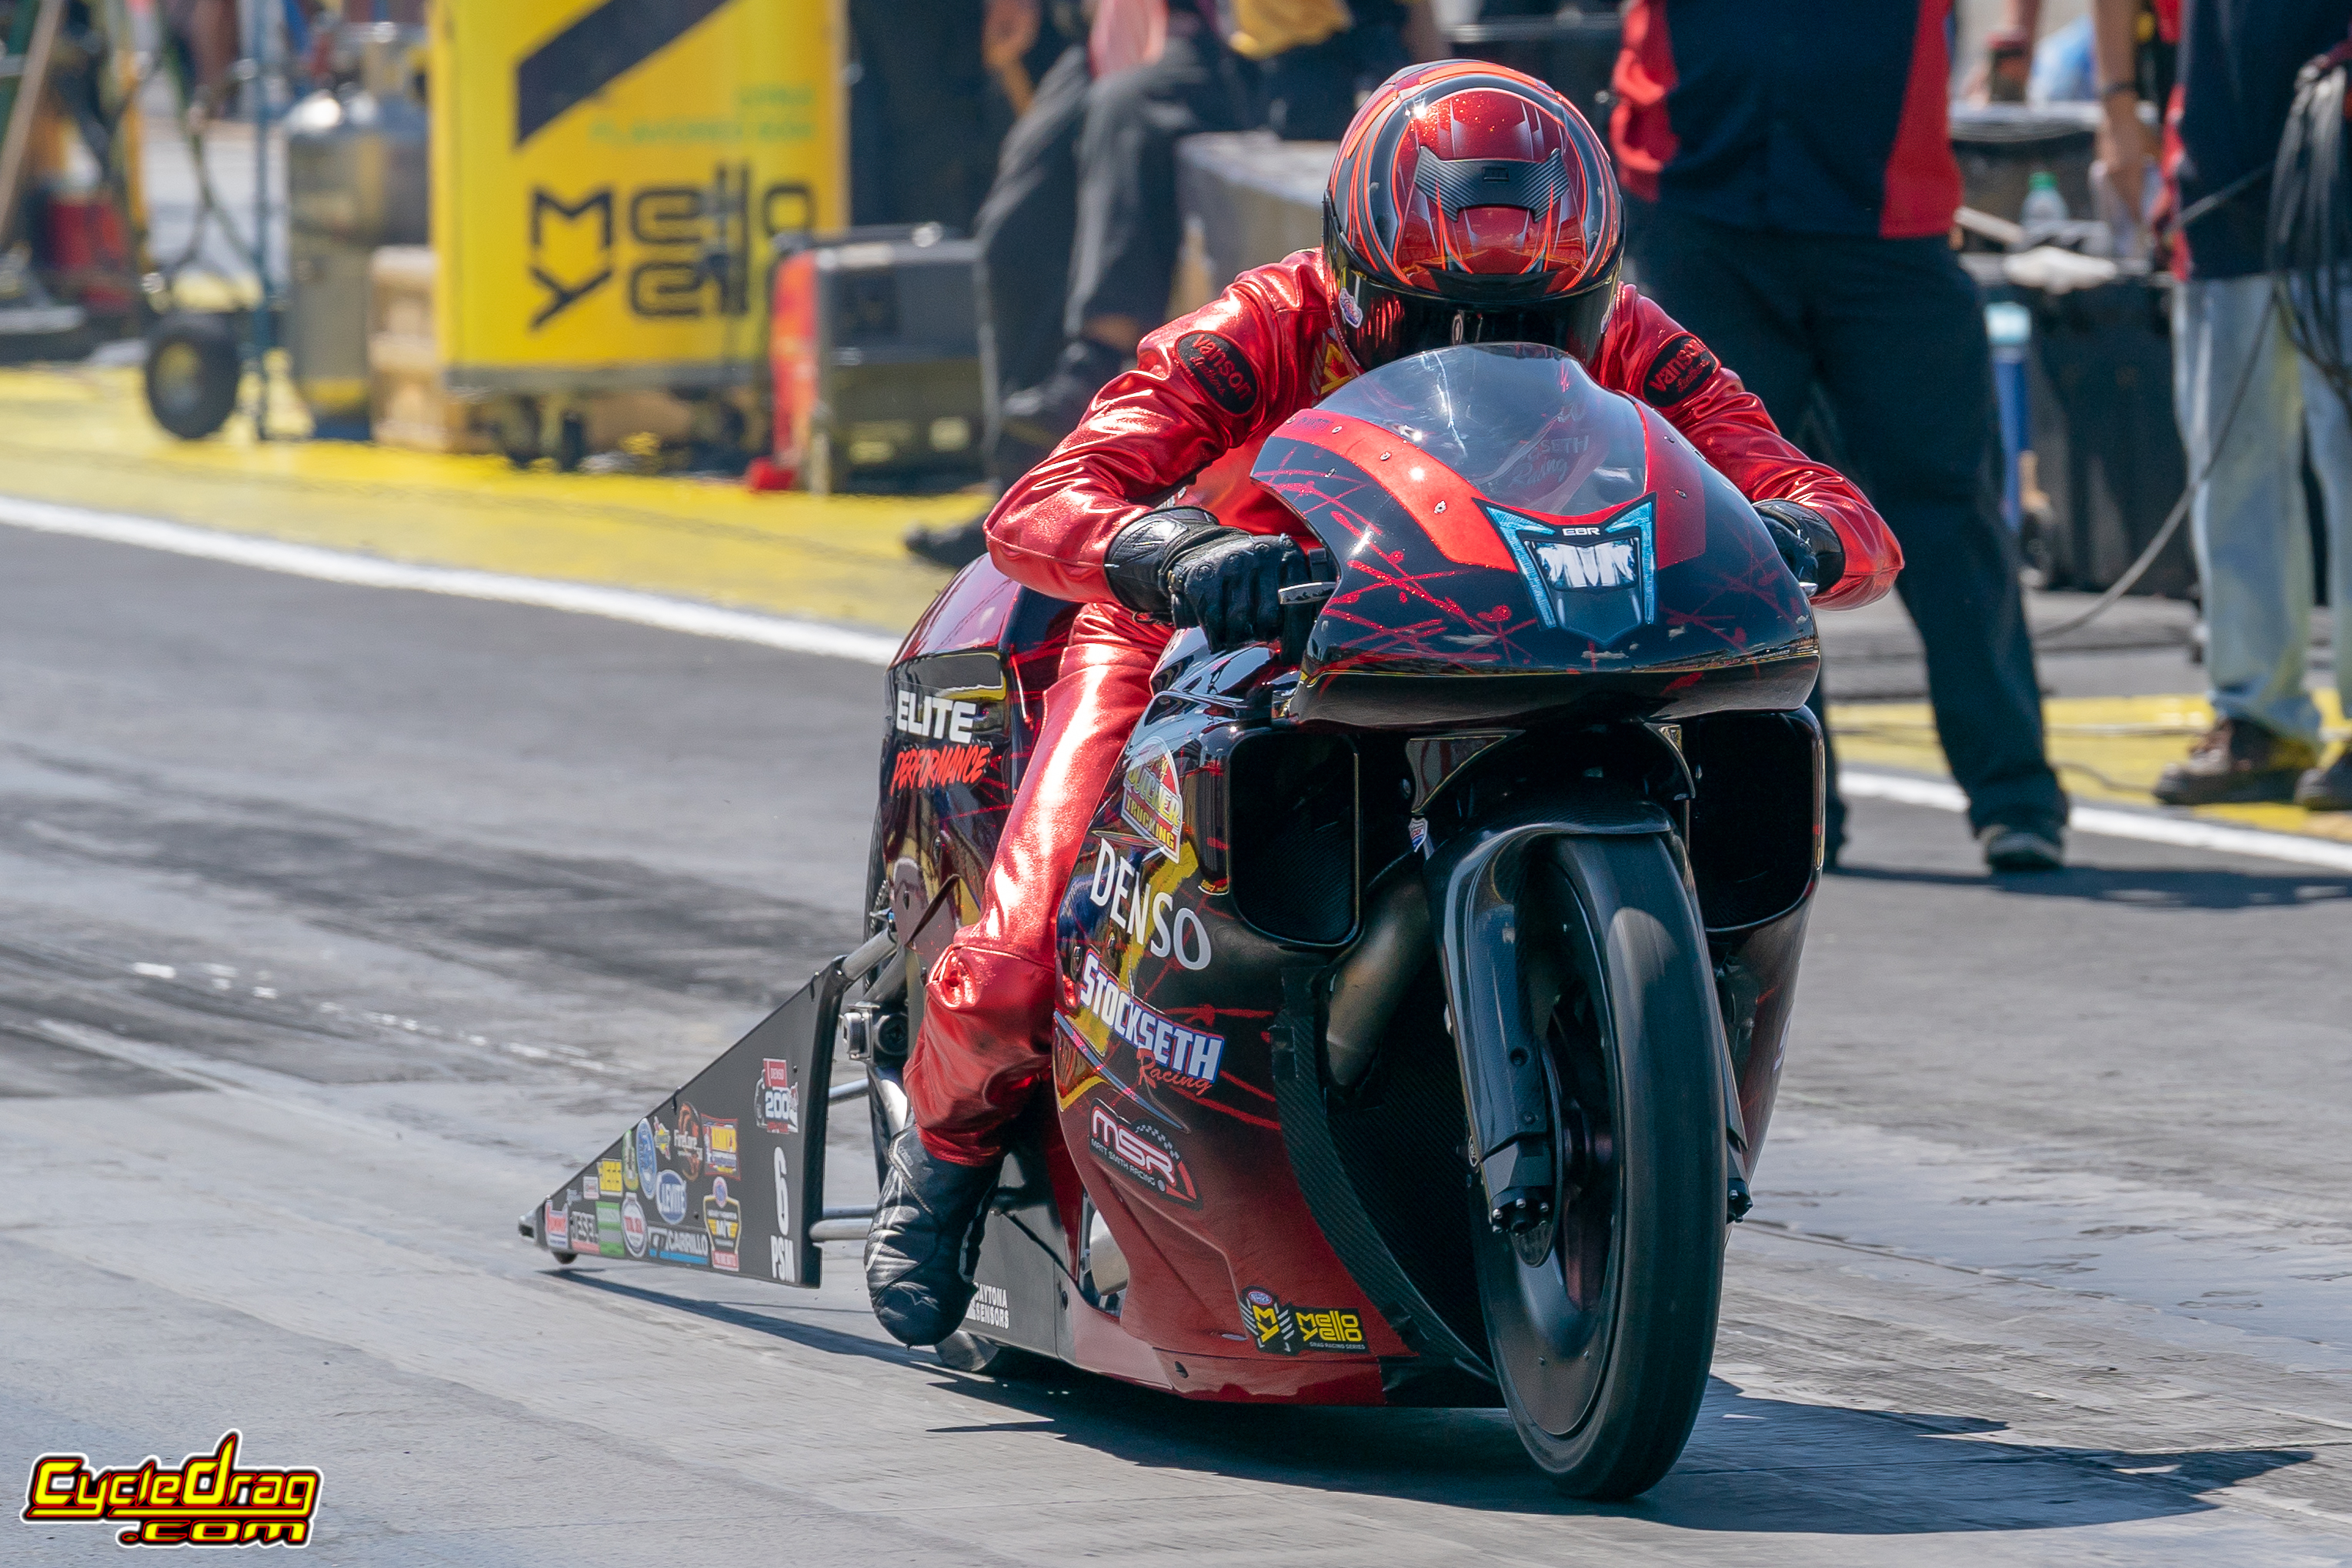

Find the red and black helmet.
[{"left": 1323, "top": 61, "right": 1623, "bottom": 371}]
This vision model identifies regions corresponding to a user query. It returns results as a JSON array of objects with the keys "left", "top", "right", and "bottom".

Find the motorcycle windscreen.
[{"left": 1249, "top": 343, "right": 1812, "bottom": 675}]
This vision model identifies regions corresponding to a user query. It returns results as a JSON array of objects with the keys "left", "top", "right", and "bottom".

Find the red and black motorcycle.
[{"left": 524, "top": 342, "right": 1827, "bottom": 1499}]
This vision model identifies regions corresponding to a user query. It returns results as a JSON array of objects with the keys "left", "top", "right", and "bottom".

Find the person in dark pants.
[
  {"left": 905, "top": 2, "right": 1248, "bottom": 567},
  {"left": 1613, "top": 0, "right": 2069, "bottom": 872}
]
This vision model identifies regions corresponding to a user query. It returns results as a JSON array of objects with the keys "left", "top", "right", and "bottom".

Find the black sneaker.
[
  {"left": 1979, "top": 822, "right": 2065, "bottom": 872},
  {"left": 2151, "top": 719, "right": 2320, "bottom": 806},
  {"left": 1000, "top": 339, "right": 1126, "bottom": 449},
  {"left": 2295, "top": 751, "right": 2352, "bottom": 811},
  {"left": 863, "top": 1126, "right": 1001, "bottom": 1346},
  {"left": 904, "top": 512, "right": 992, "bottom": 570}
]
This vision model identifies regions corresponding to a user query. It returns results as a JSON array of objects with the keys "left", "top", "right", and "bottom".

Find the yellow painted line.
[
  {"left": 0, "top": 365, "right": 972, "bottom": 636},
  {"left": 1832, "top": 693, "right": 2352, "bottom": 847}
]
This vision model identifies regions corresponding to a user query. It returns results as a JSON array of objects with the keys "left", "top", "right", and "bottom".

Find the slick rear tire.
[
  {"left": 1479, "top": 832, "right": 1728, "bottom": 1500},
  {"left": 143, "top": 312, "right": 242, "bottom": 440}
]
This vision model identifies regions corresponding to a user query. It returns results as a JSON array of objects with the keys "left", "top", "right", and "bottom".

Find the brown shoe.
[
  {"left": 2151, "top": 719, "right": 2321, "bottom": 806},
  {"left": 2295, "top": 751, "right": 2352, "bottom": 811}
]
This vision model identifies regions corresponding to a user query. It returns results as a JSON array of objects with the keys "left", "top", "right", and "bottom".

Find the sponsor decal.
[
  {"left": 622, "top": 1126, "right": 639, "bottom": 1192},
  {"left": 598, "top": 1157, "right": 624, "bottom": 1199},
  {"left": 1640, "top": 331, "right": 1719, "bottom": 407},
  {"left": 1175, "top": 330, "right": 1259, "bottom": 416},
  {"left": 581, "top": 1165, "right": 599, "bottom": 1199},
  {"left": 704, "top": 1117, "right": 739, "bottom": 1179},
  {"left": 758, "top": 1059, "right": 802, "bottom": 1135},
  {"left": 646, "top": 1224, "right": 709, "bottom": 1266},
  {"left": 772, "top": 1144, "right": 792, "bottom": 1237},
  {"left": 891, "top": 742, "right": 992, "bottom": 790},
  {"left": 568, "top": 1206, "right": 599, "bottom": 1253},
  {"left": 1087, "top": 840, "right": 1213, "bottom": 970},
  {"left": 23, "top": 1431, "right": 321, "bottom": 1546},
  {"left": 596, "top": 1199, "right": 625, "bottom": 1258},
  {"left": 1336, "top": 284, "right": 1363, "bottom": 329},
  {"left": 1239, "top": 1286, "right": 1367, "bottom": 1356},
  {"left": 621, "top": 1193, "right": 648, "bottom": 1257},
  {"left": 769, "top": 1233, "right": 799, "bottom": 1283},
  {"left": 1488, "top": 495, "right": 1657, "bottom": 645},
  {"left": 543, "top": 1200, "right": 569, "bottom": 1248},
  {"left": 1120, "top": 750, "right": 1183, "bottom": 859},
  {"left": 1313, "top": 333, "right": 1356, "bottom": 396},
  {"left": 652, "top": 1167, "right": 689, "bottom": 1225},
  {"left": 1088, "top": 1102, "right": 1199, "bottom": 1206},
  {"left": 676, "top": 1103, "right": 704, "bottom": 1178},
  {"left": 964, "top": 1282, "right": 1011, "bottom": 1331},
  {"left": 636, "top": 1119, "right": 656, "bottom": 1185},
  {"left": 654, "top": 1118, "right": 671, "bottom": 1159},
  {"left": 703, "top": 1176, "right": 742, "bottom": 1273},
  {"left": 1076, "top": 951, "right": 1224, "bottom": 1092},
  {"left": 893, "top": 689, "right": 983, "bottom": 743}
]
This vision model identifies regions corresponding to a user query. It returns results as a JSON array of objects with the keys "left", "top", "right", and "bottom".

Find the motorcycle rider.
[{"left": 866, "top": 60, "right": 1903, "bottom": 1347}]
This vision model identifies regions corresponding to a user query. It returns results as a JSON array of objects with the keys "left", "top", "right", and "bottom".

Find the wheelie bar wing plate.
[{"left": 529, "top": 962, "right": 845, "bottom": 1288}]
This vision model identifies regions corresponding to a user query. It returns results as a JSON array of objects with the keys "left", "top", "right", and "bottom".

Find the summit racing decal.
[
  {"left": 1174, "top": 332, "right": 1259, "bottom": 415},
  {"left": 1489, "top": 495, "right": 1657, "bottom": 645},
  {"left": 24, "top": 1431, "right": 321, "bottom": 1546},
  {"left": 1077, "top": 951, "right": 1223, "bottom": 1092},
  {"left": 703, "top": 1176, "right": 742, "bottom": 1273},
  {"left": 1120, "top": 750, "right": 1183, "bottom": 859},
  {"left": 1640, "top": 332, "right": 1720, "bottom": 407},
  {"left": 1087, "top": 840, "right": 1213, "bottom": 969},
  {"left": 1239, "top": 1286, "right": 1367, "bottom": 1356},
  {"left": 1089, "top": 1101, "right": 1199, "bottom": 1206}
]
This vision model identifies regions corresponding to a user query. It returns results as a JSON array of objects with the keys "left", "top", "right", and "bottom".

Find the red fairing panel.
[{"left": 982, "top": 251, "right": 1898, "bottom": 611}]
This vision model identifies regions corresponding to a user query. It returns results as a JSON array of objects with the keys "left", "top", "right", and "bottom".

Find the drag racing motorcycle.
[{"left": 523, "top": 342, "right": 1827, "bottom": 1499}]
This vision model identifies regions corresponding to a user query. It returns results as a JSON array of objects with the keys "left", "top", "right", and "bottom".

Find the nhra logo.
[
  {"left": 1239, "top": 1286, "right": 1367, "bottom": 1356},
  {"left": 1087, "top": 1102, "right": 1199, "bottom": 1207},
  {"left": 1488, "top": 496, "right": 1656, "bottom": 645}
]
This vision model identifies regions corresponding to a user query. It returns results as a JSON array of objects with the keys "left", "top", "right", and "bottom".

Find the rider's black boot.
[{"left": 863, "top": 1126, "right": 1001, "bottom": 1346}]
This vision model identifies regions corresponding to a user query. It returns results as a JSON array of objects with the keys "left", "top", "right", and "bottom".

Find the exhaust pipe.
[{"left": 1324, "top": 870, "right": 1431, "bottom": 1089}]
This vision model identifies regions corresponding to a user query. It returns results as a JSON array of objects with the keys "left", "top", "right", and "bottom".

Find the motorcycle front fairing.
[{"left": 1249, "top": 343, "right": 1820, "bottom": 730}]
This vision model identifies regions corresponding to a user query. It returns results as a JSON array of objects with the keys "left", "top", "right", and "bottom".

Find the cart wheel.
[
  {"left": 550, "top": 1249, "right": 577, "bottom": 1265},
  {"left": 554, "top": 411, "right": 589, "bottom": 472},
  {"left": 144, "top": 313, "right": 242, "bottom": 440},
  {"left": 495, "top": 397, "right": 541, "bottom": 468}
]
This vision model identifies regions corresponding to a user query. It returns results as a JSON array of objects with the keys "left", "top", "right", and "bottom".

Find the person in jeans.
[
  {"left": 2091, "top": 0, "right": 2352, "bottom": 807},
  {"left": 1610, "top": 0, "right": 2070, "bottom": 872}
]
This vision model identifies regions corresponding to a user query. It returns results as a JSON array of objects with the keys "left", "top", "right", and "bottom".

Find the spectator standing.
[
  {"left": 1610, "top": 0, "right": 2070, "bottom": 872},
  {"left": 2091, "top": 0, "right": 2352, "bottom": 807}
]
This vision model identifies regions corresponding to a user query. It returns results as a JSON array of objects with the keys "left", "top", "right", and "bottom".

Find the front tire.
[{"left": 1477, "top": 832, "right": 1728, "bottom": 1500}]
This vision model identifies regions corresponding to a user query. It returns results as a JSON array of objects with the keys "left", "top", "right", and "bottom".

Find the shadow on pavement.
[
  {"left": 912, "top": 1368, "right": 2315, "bottom": 1532},
  {"left": 1833, "top": 861, "right": 2352, "bottom": 910}
]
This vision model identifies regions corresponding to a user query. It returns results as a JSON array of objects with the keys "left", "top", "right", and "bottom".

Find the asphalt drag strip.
[{"left": 1, "top": 525, "right": 2347, "bottom": 1564}]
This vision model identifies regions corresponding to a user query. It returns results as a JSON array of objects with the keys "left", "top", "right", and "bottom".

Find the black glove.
[
  {"left": 1103, "top": 506, "right": 1310, "bottom": 650},
  {"left": 1752, "top": 499, "right": 1846, "bottom": 597}
]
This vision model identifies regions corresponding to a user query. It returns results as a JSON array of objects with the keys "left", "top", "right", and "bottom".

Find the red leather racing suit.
[{"left": 902, "top": 250, "right": 1900, "bottom": 1166}]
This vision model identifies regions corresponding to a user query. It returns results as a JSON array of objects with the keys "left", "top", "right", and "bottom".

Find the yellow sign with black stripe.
[{"left": 431, "top": 0, "right": 843, "bottom": 392}]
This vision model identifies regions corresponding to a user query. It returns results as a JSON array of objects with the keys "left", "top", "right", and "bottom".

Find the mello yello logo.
[{"left": 22, "top": 1431, "right": 321, "bottom": 1546}]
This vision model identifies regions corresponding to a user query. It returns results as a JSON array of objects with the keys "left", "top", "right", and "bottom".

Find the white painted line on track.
[
  {"left": 12, "top": 493, "right": 2352, "bottom": 876},
  {"left": 1843, "top": 768, "right": 2352, "bottom": 873},
  {"left": 0, "top": 493, "right": 903, "bottom": 666}
]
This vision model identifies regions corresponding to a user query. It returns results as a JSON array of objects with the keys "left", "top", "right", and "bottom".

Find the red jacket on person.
[{"left": 981, "top": 249, "right": 1901, "bottom": 612}]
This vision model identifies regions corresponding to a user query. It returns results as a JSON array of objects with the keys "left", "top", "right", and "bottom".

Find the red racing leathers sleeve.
[
  {"left": 1585, "top": 286, "right": 1900, "bottom": 609},
  {"left": 982, "top": 255, "right": 1901, "bottom": 611}
]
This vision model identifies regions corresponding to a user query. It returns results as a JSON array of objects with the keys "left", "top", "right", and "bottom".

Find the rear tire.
[{"left": 1476, "top": 832, "right": 1728, "bottom": 1500}]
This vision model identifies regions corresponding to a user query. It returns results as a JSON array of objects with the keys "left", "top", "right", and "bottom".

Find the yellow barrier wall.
[{"left": 431, "top": 0, "right": 844, "bottom": 395}]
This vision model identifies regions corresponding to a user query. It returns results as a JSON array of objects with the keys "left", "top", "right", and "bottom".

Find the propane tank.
[{"left": 285, "top": 24, "right": 429, "bottom": 432}]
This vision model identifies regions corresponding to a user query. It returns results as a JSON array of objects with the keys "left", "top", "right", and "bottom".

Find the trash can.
[{"left": 2020, "top": 272, "right": 2195, "bottom": 596}]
